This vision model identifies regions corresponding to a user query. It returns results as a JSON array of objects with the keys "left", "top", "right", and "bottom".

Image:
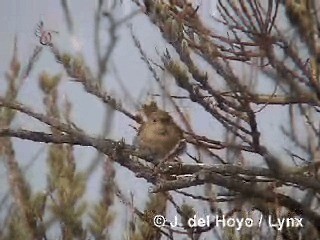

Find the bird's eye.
[{"left": 152, "top": 119, "right": 157, "bottom": 123}]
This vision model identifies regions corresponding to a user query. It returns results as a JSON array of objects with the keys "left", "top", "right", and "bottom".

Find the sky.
[{"left": 0, "top": 0, "right": 298, "bottom": 238}]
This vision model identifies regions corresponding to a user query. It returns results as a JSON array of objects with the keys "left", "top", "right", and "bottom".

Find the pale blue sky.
[{"left": 0, "top": 0, "right": 299, "bottom": 238}]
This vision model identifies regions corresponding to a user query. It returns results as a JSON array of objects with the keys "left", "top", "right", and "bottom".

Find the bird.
[{"left": 134, "top": 108, "right": 185, "bottom": 164}]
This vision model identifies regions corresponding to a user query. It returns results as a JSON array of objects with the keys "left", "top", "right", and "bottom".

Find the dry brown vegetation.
[{"left": 1, "top": 0, "right": 320, "bottom": 239}]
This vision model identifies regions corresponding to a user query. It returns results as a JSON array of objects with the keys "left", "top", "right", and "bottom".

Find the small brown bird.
[{"left": 135, "top": 109, "right": 185, "bottom": 163}]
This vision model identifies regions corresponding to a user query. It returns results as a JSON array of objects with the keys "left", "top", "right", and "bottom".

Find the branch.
[
  {"left": 158, "top": 163, "right": 320, "bottom": 193},
  {"left": 50, "top": 47, "right": 140, "bottom": 123},
  {"left": 0, "top": 128, "right": 90, "bottom": 146},
  {"left": 0, "top": 127, "right": 157, "bottom": 184},
  {"left": 2, "top": 127, "right": 320, "bottom": 230},
  {"left": 154, "top": 170, "right": 320, "bottom": 231},
  {"left": 248, "top": 93, "right": 320, "bottom": 105},
  {"left": 0, "top": 96, "right": 77, "bottom": 135}
]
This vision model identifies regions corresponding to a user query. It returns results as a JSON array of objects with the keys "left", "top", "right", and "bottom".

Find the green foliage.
[
  {"left": 39, "top": 72, "right": 61, "bottom": 94},
  {"left": 88, "top": 202, "right": 115, "bottom": 240},
  {"left": 180, "top": 203, "right": 195, "bottom": 228},
  {"left": 164, "top": 60, "right": 190, "bottom": 89},
  {"left": 47, "top": 143, "right": 87, "bottom": 239},
  {"left": 6, "top": 213, "right": 33, "bottom": 240},
  {"left": 128, "top": 193, "right": 166, "bottom": 240},
  {"left": 2, "top": 1, "right": 320, "bottom": 239}
]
